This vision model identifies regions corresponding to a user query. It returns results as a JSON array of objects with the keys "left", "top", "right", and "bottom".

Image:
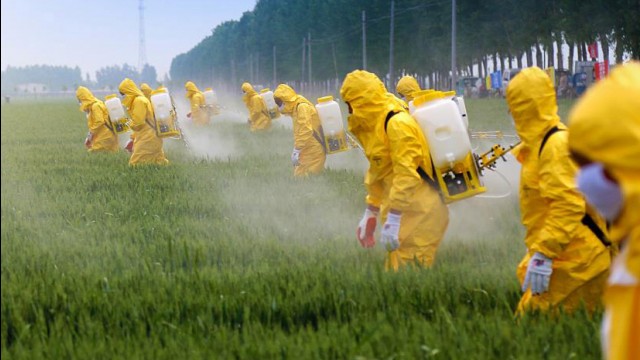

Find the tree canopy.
[{"left": 169, "top": 0, "right": 639, "bottom": 89}]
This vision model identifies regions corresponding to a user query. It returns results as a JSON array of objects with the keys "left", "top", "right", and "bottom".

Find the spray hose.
[{"left": 476, "top": 167, "right": 513, "bottom": 199}]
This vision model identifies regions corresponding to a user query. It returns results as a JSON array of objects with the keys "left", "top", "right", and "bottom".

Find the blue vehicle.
[{"left": 573, "top": 72, "right": 588, "bottom": 97}]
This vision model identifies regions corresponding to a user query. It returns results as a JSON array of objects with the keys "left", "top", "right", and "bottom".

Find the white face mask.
[{"left": 576, "top": 163, "right": 624, "bottom": 221}]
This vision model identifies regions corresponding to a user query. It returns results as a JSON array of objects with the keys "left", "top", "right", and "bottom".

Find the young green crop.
[{"left": 1, "top": 99, "right": 602, "bottom": 359}]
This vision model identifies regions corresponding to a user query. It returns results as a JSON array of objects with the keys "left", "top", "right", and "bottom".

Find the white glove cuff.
[{"left": 386, "top": 212, "right": 401, "bottom": 225}]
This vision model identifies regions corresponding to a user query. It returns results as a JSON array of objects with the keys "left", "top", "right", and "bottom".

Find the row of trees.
[
  {"left": 94, "top": 64, "right": 158, "bottom": 90},
  {"left": 1, "top": 65, "right": 82, "bottom": 94},
  {"left": 1, "top": 64, "right": 160, "bottom": 94},
  {"left": 169, "top": 0, "right": 639, "bottom": 90}
]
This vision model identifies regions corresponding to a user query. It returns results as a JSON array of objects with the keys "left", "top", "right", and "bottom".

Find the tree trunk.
[
  {"left": 581, "top": 42, "right": 588, "bottom": 61},
  {"left": 500, "top": 53, "right": 506, "bottom": 71},
  {"left": 615, "top": 30, "right": 624, "bottom": 63},
  {"left": 568, "top": 43, "right": 575, "bottom": 73},
  {"left": 535, "top": 42, "right": 543, "bottom": 67},
  {"left": 509, "top": 53, "right": 515, "bottom": 68},
  {"left": 547, "top": 40, "right": 555, "bottom": 68},
  {"left": 577, "top": 43, "right": 583, "bottom": 62},
  {"left": 526, "top": 47, "right": 533, "bottom": 67},
  {"left": 556, "top": 38, "right": 564, "bottom": 70},
  {"left": 492, "top": 54, "right": 498, "bottom": 73},
  {"left": 600, "top": 34, "right": 610, "bottom": 63},
  {"left": 517, "top": 52, "right": 523, "bottom": 68},
  {"left": 482, "top": 56, "right": 488, "bottom": 78}
]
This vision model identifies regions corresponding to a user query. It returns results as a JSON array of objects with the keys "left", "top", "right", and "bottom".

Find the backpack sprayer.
[
  {"left": 312, "top": 91, "right": 519, "bottom": 200},
  {"left": 104, "top": 94, "right": 131, "bottom": 134},
  {"left": 315, "top": 95, "right": 363, "bottom": 154},
  {"left": 260, "top": 88, "right": 281, "bottom": 120},
  {"left": 149, "top": 89, "right": 195, "bottom": 152},
  {"left": 203, "top": 87, "right": 221, "bottom": 118},
  {"left": 149, "top": 88, "right": 181, "bottom": 139}
]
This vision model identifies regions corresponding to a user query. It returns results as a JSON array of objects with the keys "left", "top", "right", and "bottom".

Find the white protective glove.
[
  {"left": 356, "top": 206, "right": 378, "bottom": 248},
  {"left": 381, "top": 212, "right": 401, "bottom": 252},
  {"left": 522, "top": 252, "right": 553, "bottom": 295},
  {"left": 84, "top": 132, "right": 93, "bottom": 149},
  {"left": 291, "top": 148, "right": 301, "bottom": 166}
]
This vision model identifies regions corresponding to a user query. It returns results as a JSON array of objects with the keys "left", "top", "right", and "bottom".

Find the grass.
[{"left": 1, "top": 98, "right": 603, "bottom": 359}]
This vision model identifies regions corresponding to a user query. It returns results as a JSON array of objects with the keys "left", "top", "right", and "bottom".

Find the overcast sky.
[{"left": 1, "top": 0, "right": 257, "bottom": 80}]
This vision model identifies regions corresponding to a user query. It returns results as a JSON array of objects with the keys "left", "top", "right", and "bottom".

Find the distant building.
[{"left": 16, "top": 83, "right": 48, "bottom": 93}]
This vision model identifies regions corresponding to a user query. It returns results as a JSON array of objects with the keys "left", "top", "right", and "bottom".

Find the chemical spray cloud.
[{"left": 445, "top": 140, "right": 522, "bottom": 242}]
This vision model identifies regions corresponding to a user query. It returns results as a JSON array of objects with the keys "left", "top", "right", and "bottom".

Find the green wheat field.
[{"left": 1, "top": 98, "right": 601, "bottom": 359}]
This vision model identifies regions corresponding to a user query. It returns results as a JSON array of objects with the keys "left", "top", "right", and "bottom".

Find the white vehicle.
[{"left": 500, "top": 68, "right": 521, "bottom": 96}]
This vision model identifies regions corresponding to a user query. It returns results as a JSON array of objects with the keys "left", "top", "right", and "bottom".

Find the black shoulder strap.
[
  {"left": 384, "top": 111, "right": 400, "bottom": 133},
  {"left": 538, "top": 126, "right": 565, "bottom": 157},
  {"left": 581, "top": 214, "right": 612, "bottom": 247},
  {"left": 537, "top": 125, "right": 609, "bottom": 247}
]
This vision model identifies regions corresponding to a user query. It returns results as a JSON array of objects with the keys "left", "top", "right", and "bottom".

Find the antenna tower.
[{"left": 138, "top": 0, "right": 147, "bottom": 72}]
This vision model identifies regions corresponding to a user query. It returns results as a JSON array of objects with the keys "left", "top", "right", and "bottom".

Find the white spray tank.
[
  {"left": 259, "top": 88, "right": 280, "bottom": 119},
  {"left": 411, "top": 91, "right": 485, "bottom": 202},
  {"left": 315, "top": 96, "right": 349, "bottom": 154},
  {"left": 104, "top": 94, "right": 130, "bottom": 134},
  {"left": 203, "top": 87, "right": 220, "bottom": 116},
  {"left": 443, "top": 90, "right": 469, "bottom": 129},
  {"left": 408, "top": 89, "right": 435, "bottom": 115},
  {"left": 149, "top": 89, "right": 181, "bottom": 138},
  {"left": 203, "top": 87, "right": 218, "bottom": 106}
]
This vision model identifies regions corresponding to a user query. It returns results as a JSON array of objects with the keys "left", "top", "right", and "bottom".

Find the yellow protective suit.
[
  {"left": 140, "top": 83, "right": 153, "bottom": 100},
  {"left": 340, "top": 70, "right": 449, "bottom": 270},
  {"left": 396, "top": 76, "right": 421, "bottom": 101},
  {"left": 506, "top": 67, "right": 611, "bottom": 314},
  {"left": 568, "top": 62, "right": 640, "bottom": 360},
  {"left": 274, "top": 84, "right": 326, "bottom": 177},
  {"left": 241, "top": 82, "right": 271, "bottom": 131},
  {"left": 185, "top": 81, "right": 209, "bottom": 126},
  {"left": 76, "top": 86, "right": 119, "bottom": 153},
  {"left": 119, "top": 78, "right": 168, "bottom": 166}
]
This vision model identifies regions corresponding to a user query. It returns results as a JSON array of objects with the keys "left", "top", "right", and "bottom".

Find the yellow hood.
[
  {"left": 185, "top": 81, "right": 201, "bottom": 99},
  {"left": 140, "top": 83, "right": 153, "bottom": 98},
  {"left": 569, "top": 62, "right": 640, "bottom": 177},
  {"left": 569, "top": 62, "right": 640, "bottom": 229},
  {"left": 76, "top": 86, "right": 97, "bottom": 112},
  {"left": 396, "top": 76, "right": 420, "bottom": 101},
  {"left": 242, "top": 82, "right": 257, "bottom": 105},
  {"left": 506, "top": 67, "right": 560, "bottom": 146},
  {"left": 118, "top": 78, "right": 144, "bottom": 110},
  {"left": 274, "top": 84, "right": 309, "bottom": 114},
  {"left": 340, "top": 70, "right": 403, "bottom": 133}
]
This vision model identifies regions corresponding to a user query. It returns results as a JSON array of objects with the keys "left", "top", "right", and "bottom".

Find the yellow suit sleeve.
[
  {"left": 533, "top": 132, "right": 586, "bottom": 258},
  {"left": 293, "top": 103, "right": 315, "bottom": 149},
  {"left": 386, "top": 115, "right": 424, "bottom": 211},
  {"left": 249, "top": 95, "right": 266, "bottom": 124},
  {"left": 129, "top": 97, "right": 149, "bottom": 131},
  {"left": 365, "top": 169, "right": 385, "bottom": 208},
  {"left": 191, "top": 93, "right": 204, "bottom": 112},
  {"left": 88, "top": 102, "right": 108, "bottom": 133}
]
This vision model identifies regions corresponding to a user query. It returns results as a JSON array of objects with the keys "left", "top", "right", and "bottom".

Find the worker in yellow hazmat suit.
[
  {"left": 340, "top": 70, "right": 449, "bottom": 270},
  {"left": 76, "top": 86, "right": 119, "bottom": 153},
  {"left": 505, "top": 67, "right": 611, "bottom": 314},
  {"left": 119, "top": 78, "right": 168, "bottom": 166},
  {"left": 241, "top": 82, "right": 271, "bottom": 131},
  {"left": 185, "top": 81, "right": 209, "bottom": 126},
  {"left": 140, "top": 83, "right": 153, "bottom": 100},
  {"left": 273, "top": 84, "right": 326, "bottom": 177},
  {"left": 568, "top": 62, "right": 640, "bottom": 360},
  {"left": 396, "top": 75, "right": 422, "bottom": 102}
]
